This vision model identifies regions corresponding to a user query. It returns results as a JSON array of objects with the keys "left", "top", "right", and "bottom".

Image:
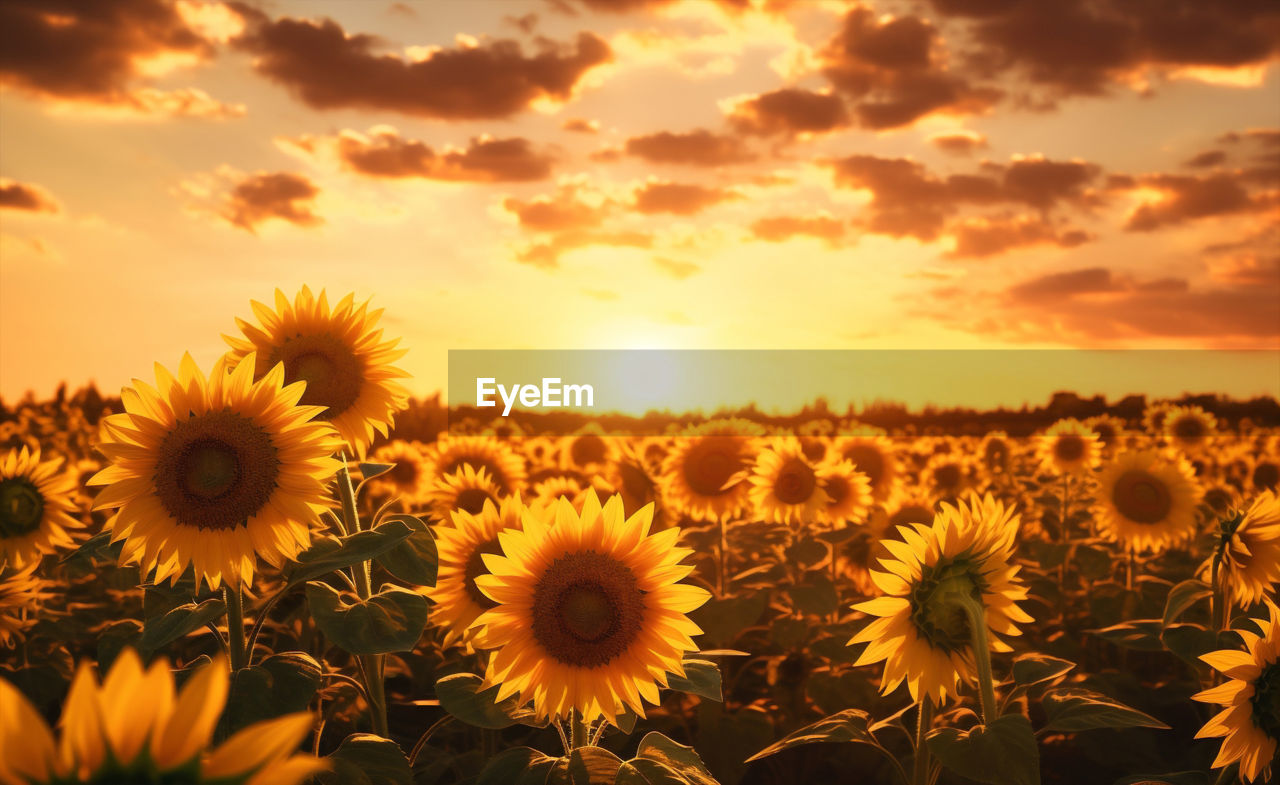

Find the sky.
[{"left": 1, "top": 0, "right": 1278, "bottom": 409}]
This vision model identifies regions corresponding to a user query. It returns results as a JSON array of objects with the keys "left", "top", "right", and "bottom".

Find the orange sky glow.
[{"left": 1, "top": 0, "right": 1278, "bottom": 409}]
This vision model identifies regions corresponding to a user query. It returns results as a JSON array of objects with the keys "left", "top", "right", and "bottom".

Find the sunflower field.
[{"left": 2, "top": 287, "right": 1279, "bottom": 785}]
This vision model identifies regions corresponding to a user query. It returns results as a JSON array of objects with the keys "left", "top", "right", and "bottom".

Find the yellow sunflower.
[
  {"left": 519, "top": 437, "right": 558, "bottom": 470},
  {"left": 426, "top": 465, "right": 503, "bottom": 522},
  {"left": 1211, "top": 491, "right": 1280, "bottom": 608},
  {"left": 922, "top": 453, "right": 972, "bottom": 500},
  {"left": 1143, "top": 401, "right": 1174, "bottom": 436},
  {"left": 1037, "top": 419, "right": 1101, "bottom": 476},
  {"left": 1095, "top": 450, "right": 1202, "bottom": 554},
  {"left": 0, "top": 648, "right": 322, "bottom": 785},
  {"left": 1084, "top": 415, "right": 1127, "bottom": 451},
  {"left": 978, "top": 432, "right": 1014, "bottom": 477},
  {"left": 471, "top": 491, "right": 710, "bottom": 723},
  {"left": 1250, "top": 456, "right": 1278, "bottom": 493},
  {"left": 0, "top": 563, "right": 46, "bottom": 648},
  {"left": 427, "top": 435, "right": 527, "bottom": 496},
  {"left": 748, "top": 441, "right": 829, "bottom": 525},
  {"left": 850, "top": 493, "right": 1032, "bottom": 705},
  {"left": 659, "top": 419, "right": 761, "bottom": 522},
  {"left": 90, "top": 354, "right": 343, "bottom": 590},
  {"left": 816, "top": 458, "right": 872, "bottom": 527},
  {"left": 604, "top": 442, "right": 670, "bottom": 531},
  {"left": 427, "top": 495, "right": 525, "bottom": 647},
  {"left": 559, "top": 426, "right": 618, "bottom": 471},
  {"left": 833, "top": 435, "right": 899, "bottom": 503},
  {"left": 1193, "top": 601, "right": 1280, "bottom": 784},
  {"left": 223, "top": 286, "right": 410, "bottom": 457},
  {"left": 364, "top": 439, "right": 432, "bottom": 511},
  {"left": 1, "top": 447, "right": 83, "bottom": 568},
  {"left": 1164, "top": 405, "right": 1217, "bottom": 453}
]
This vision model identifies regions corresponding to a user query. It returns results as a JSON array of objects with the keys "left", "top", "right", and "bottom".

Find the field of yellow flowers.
[{"left": 2, "top": 287, "right": 1278, "bottom": 785}]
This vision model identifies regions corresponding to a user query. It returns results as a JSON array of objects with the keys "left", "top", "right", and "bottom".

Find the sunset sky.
[{"left": 1, "top": 0, "right": 1278, "bottom": 408}]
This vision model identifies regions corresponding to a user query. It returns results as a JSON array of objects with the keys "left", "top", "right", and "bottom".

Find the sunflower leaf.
[
  {"left": 569, "top": 747, "right": 624, "bottom": 785},
  {"left": 313, "top": 732, "right": 412, "bottom": 785},
  {"left": 667, "top": 659, "right": 722, "bottom": 702},
  {"left": 745, "top": 709, "right": 878, "bottom": 763},
  {"left": 1162, "top": 579, "right": 1211, "bottom": 626},
  {"left": 615, "top": 759, "right": 691, "bottom": 785},
  {"left": 375, "top": 515, "right": 438, "bottom": 587},
  {"left": 435, "top": 672, "right": 544, "bottom": 729},
  {"left": 306, "top": 582, "right": 428, "bottom": 655},
  {"left": 477, "top": 747, "right": 559, "bottom": 785},
  {"left": 1009, "top": 653, "right": 1076, "bottom": 690},
  {"left": 633, "top": 733, "right": 718, "bottom": 785},
  {"left": 1086, "top": 620, "right": 1165, "bottom": 651},
  {"left": 225, "top": 651, "right": 322, "bottom": 734},
  {"left": 139, "top": 597, "right": 226, "bottom": 658},
  {"left": 927, "top": 714, "right": 1040, "bottom": 785},
  {"left": 358, "top": 462, "right": 397, "bottom": 482},
  {"left": 284, "top": 519, "right": 416, "bottom": 589},
  {"left": 1040, "top": 687, "right": 1171, "bottom": 733}
]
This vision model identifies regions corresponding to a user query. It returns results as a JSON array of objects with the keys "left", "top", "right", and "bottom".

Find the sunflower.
[
  {"left": 364, "top": 439, "right": 432, "bottom": 510},
  {"left": 833, "top": 435, "right": 899, "bottom": 503},
  {"left": 428, "top": 495, "right": 525, "bottom": 647},
  {"left": 1095, "top": 450, "right": 1202, "bottom": 554},
  {"left": 978, "top": 432, "right": 1014, "bottom": 477},
  {"left": 1, "top": 447, "right": 83, "bottom": 569},
  {"left": 1193, "top": 601, "right": 1280, "bottom": 784},
  {"left": 223, "top": 286, "right": 410, "bottom": 457},
  {"left": 519, "top": 437, "right": 558, "bottom": 469},
  {"left": 471, "top": 491, "right": 710, "bottom": 723},
  {"left": 426, "top": 435, "right": 527, "bottom": 496},
  {"left": 1143, "top": 401, "right": 1174, "bottom": 435},
  {"left": 1164, "top": 405, "right": 1217, "bottom": 452},
  {"left": 0, "top": 648, "right": 322, "bottom": 785},
  {"left": 748, "top": 442, "right": 829, "bottom": 525},
  {"left": 922, "top": 453, "right": 972, "bottom": 501},
  {"left": 90, "top": 354, "right": 343, "bottom": 590},
  {"left": 1084, "top": 415, "right": 1126, "bottom": 451},
  {"left": 559, "top": 426, "right": 618, "bottom": 471},
  {"left": 0, "top": 563, "right": 46, "bottom": 648},
  {"left": 1250, "top": 456, "right": 1278, "bottom": 493},
  {"left": 1211, "top": 492, "right": 1280, "bottom": 608},
  {"left": 426, "top": 465, "right": 503, "bottom": 522},
  {"left": 850, "top": 493, "right": 1032, "bottom": 705},
  {"left": 604, "top": 442, "right": 669, "bottom": 530},
  {"left": 659, "top": 419, "right": 761, "bottom": 522},
  {"left": 816, "top": 458, "right": 872, "bottom": 527},
  {"left": 529, "top": 474, "right": 606, "bottom": 515},
  {"left": 1036, "top": 419, "right": 1101, "bottom": 476}
]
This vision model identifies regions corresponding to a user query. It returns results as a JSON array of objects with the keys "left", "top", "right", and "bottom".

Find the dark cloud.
[
  {"left": 653, "top": 257, "right": 700, "bottom": 279},
  {"left": 1184, "top": 150, "right": 1228, "bottom": 168},
  {"left": 562, "top": 118, "right": 599, "bottom": 134},
  {"left": 516, "top": 229, "right": 651, "bottom": 269},
  {"left": 725, "top": 88, "right": 850, "bottom": 136},
  {"left": 0, "top": 0, "right": 237, "bottom": 117},
  {"left": 1217, "top": 128, "right": 1280, "bottom": 148},
  {"left": 221, "top": 172, "right": 322, "bottom": 233},
  {"left": 819, "top": 6, "right": 1001, "bottom": 129},
  {"left": 502, "top": 187, "right": 608, "bottom": 232},
  {"left": 623, "top": 129, "right": 755, "bottom": 166},
  {"left": 931, "top": 0, "right": 1280, "bottom": 99},
  {"left": 0, "top": 180, "right": 60, "bottom": 213},
  {"left": 749, "top": 215, "right": 846, "bottom": 246},
  {"left": 1122, "top": 172, "right": 1269, "bottom": 231},
  {"left": 632, "top": 182, "right": 739, "bottom": 215},
  {"left": 327, "top": 129, "right": 554, "bottom": 181},
  {"left": 231, "top": 5, "right": 610, "bottom": 119},
  {"left": 929, "top": 131, "right": 989, "bottom": 155},
  {"left": 946, "top": 215, "right": 1091, "bottom": 258}
]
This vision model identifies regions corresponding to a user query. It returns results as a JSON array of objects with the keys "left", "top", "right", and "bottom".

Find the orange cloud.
[
  {"left": 622, "top": 129, "right": 755, "bottom": 167},
  {"left": 220, "top": 172, "right": 322, "bottom": 233},
  {"left": 323, "top": 129, "right": 555, "bottom": 182},
  {"left": 750, "top": 215, "right": 846, "bottom": 246},
  {"left": 632, "top": 181, "right": 739, "bottom": 215},
  {"left": 725, "top": 88, "right": 850, "bottom": 136},
  {"left": 502, "top": 187, "right": 609, "bottom": 232},
  {"left": 0, "top": 180, "right": 61, "bottom": 213}
]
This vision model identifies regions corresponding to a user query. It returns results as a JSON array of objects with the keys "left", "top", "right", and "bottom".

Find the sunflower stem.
[
  {"left": 1126, "top": 547, "right": 1136, "bottom": 592},
  {"left": 570, "top": 709, "right": 589, "bottom": 750},
  {"left": 957, "top": 592, "right": 998, "bottom": 726},
  {"left": 718, "top": 517, "right": 730, "bottom": 596},
  {"left": 223, "top": 584, "right": 248, "bottom": 673},
  {"left": 1210, "top": 532, "right": 1227, "bottom": 633},
  {"left": 912, "top": 699, "right": 933, "bottom": 785}
]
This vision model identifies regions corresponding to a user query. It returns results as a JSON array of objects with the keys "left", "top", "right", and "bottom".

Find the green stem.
[
  {"left": 336, "top": 456, "right": 389, "bottom": 739},
  {"left": 718, "top": 517, "right": 729, "bottom": 597},
  {"left": 223, "top": 585, "right": 247, "bottom": 673},
  {"left": 912, "top": 699, "right": 933, "bottom": 785},
  {"left": 830, "top": 541, "right": 840, "bottom": 625},
  {"left": 957, "top": 593, "right": 998, "bottom": 725},
  {"left": 570, "top": 709, "right": 589, "bottom": 751},
  {"left": 1210, "top": 549, "right": 1225, "bottom": 633}
]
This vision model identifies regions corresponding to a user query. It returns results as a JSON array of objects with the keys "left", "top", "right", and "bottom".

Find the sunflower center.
[
  {"left": 271, "top": 332, "right": 364, "bottom": 419},
  {"left": 1093, "top": 423, "right": 1116, "bottom": 447},
  {"left": 570, "top": 435, "right": 607, "bottom": 467},
  {"left": 889, "top": 503, "right": 934, "bottom": 530},
  {"left": 1173, "top": 416, "right": 1205, "bottom": 440},
  {"left": 911, "top": 559, "right": 984, "bottom": 652},
  {"left": 800, "top": 438, "right": 826, "bottom": 462},
  {"left": 388, "top": 460, "right": 418, "bottom": 488},
  {"left": 843, "top": 444, "right": 885, "bottom": 489},
  {"left": 774, "top": 458, "right": 817, "bottom": 505},
  {"left": 463, "top": 538, "right": 505, "bottom": 610},
  {"left": 1253, "top": 461, "right": 1278, "bottom": 491},
  {"left": 825, "top": 475, "right": 849, "bottom": 507},
  {"left": 1251, "top": 662, "right": 1280, "bottom": 741},
  {"left": 933, "top": 463, "right": 961, "bottom": 490},
  {"left": 531, "top": 551, "right": 644, "bottom": 668},
  {"left": 682, "top": 438, "right": 745, "bottom": 497},
  {"left": 153, "top": 410, "right": 279, "bottom": 531},
  {"left": 984, "top": 440, "right": 1009, "bottom": 471},
  {"left": 1112, "top": 469, "right": 1172, "bottom": 525},
  {"left": 455, "top": 487, "right": 493, "bottom": 515},
  {"left": 1054, "top": 435, "right": 1085, "bottom": 462},
  {"left": 0, "top": 479, "right": 44, "bottom": 538}
]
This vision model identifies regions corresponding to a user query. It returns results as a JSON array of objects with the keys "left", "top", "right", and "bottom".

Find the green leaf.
[
  {"left": 634, "top": 733, "right": 717, "bottom": 785},
  {"left": 96, "top": 620, "right": 142, "bottom": 672},
  {"left": 59, "top": 531, "right": 120, "bottom": 564},
  {"left": 359, "top": 462, "right": 397, "bottom": 481},
  {"left": 226, "top": 652, "right": 321, "bottom": 733},
  {"left": 1162, "top": 579, "right": 1211, "bottom": 626},
  {"left": 306, "top": 582, "right": 428, "bottom": 655},
  {"left": 435, "top": 672, "right": 541, "bottom": 729},
  {"left": 667, "top": 659, "right": 722, "bottom": 702},
  {"left": 746, "top": 709, "right": 877, "bottom": 762},
  {"left": 1087, "top": 620, "right": 1165, "bottom": 651},
  {"left": 1161, "top": 623, "right": 1219, "bottom": 667},
  {"left": 569, "top": 747, "right": 623, "bottom": 785},
  {"left": 376, "top": 515, "right": 438, "bottom": 587},
  {"left": 688, "top": 593, "right": 767, "bottom": 648},
  {"left": 1009, "top": 653, "right": 1075, "bottom": 689},
  {"left": 1041, "top": 687, "right": 1171, "bottom": 733},
  {"left": 139, "top": 598, "right": 226, "bottom": 657},
  {"left": 788, "top": 576, "right": 839, "bottom": 617},
  {"left": 477, "top": 747, "right": 559, "bottom": 785},
  {"left": 1073, "top": 543, "right": 1113, "bottom": 580},
  {"left": 927, "top": 714, "right": 1041, "bottom": 785},
  {"left": 284, "top": 519, "right": 415, "bottom": 589},
  {"left": 616, "top": 760, "right": 690, "bottom": 785},
  {"left": 314, "top": 733, "right": 412, "bottom": 785}
]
